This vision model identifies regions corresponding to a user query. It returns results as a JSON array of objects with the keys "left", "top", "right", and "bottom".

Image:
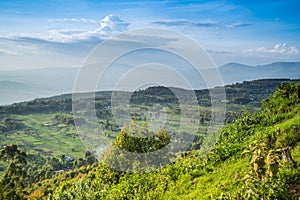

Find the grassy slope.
[{"left": 28, "top": 82, "right": 300, "bottom": 200}]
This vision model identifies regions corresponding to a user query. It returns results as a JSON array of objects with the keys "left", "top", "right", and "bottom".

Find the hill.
[
  {"left": 0, "top": 79, "right": 299, "bottom": 199},
  {"left": 1, "top": 78, "right": 298, "bottom": 114},
  {"left": 21, "top": 79, "right": 300, "bottom": 200}
]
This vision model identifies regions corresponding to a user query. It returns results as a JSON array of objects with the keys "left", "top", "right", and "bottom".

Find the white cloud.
[
  {"left": 4, "top": 15, "right": 129, "bottom": 44},
  {"left": 99, "top": 15, "right": 129, "bottom": 33},
  {"left": 151, "top": 20, "right": 218, "bottom": 27},
  {"left": 207, "top": 49, "right": 231, "bottom": 54},
  {"left": 151, "top": 19, "right": 251, "bottom": 29},
  {"left": 49, "top": 18, "right": 98, "bottom": 24},
  {"left": 245, "top": 43, "right": 299, "bottom": 54},
  {"left": 225, "top": 22, "right": 252, "bottom": 28}
]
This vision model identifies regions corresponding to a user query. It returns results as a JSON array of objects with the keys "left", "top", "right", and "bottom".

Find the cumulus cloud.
[
  {"left": 99, "top": 15, "right": 129, "bottom": 33},
  {"left": 4, "top": 15, "right": 129, "bottom": 44},
  {"left": 246, "top": 43, "right": 299, "bottom": 54}
]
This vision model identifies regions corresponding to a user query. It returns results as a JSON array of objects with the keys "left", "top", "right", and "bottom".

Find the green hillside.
[
  {"left": 0, "top": 80, "right": 299, "bottom": 199},
  {"left": 41, "top": 82, "right": 299, "bottom": 199}
]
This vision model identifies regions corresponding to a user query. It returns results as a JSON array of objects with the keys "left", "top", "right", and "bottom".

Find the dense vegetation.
[{"left": 0, "top": 79, "right": 299, "bottom": 199}]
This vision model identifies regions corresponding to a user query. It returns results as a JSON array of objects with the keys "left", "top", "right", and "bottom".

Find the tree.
[
  {"left": 101, "top": 121, "right": 171, "bottom": 171},
  {"left": 85, "top": 151, "right": 97, "bottom": 165},
  {"left": 0, "top": 144, "right": 28, "bottom": 199},
  {"left": 114, "top": 122, "right": 170, "bottom": 153}
]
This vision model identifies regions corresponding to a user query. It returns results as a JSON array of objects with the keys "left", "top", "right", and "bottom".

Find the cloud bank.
[
  {"left": 4, "top": 15, "right": 130, "bottom": 44},
  {"left": 151, "top": 20, "right": 251, "bottom": 29}
]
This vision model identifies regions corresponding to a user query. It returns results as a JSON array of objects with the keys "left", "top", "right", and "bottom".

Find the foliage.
[
  {"left": 236, "top": 141, "right": 288, "bottom": 199},
  {"left": 114, "top": 121, "right": 170, "bottom": 153},
  {"left": 0, "top": 144, "right": 28, "bottom": 199}
]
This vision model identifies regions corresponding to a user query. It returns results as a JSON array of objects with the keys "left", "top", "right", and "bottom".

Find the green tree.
[
  {"left": 114, "top": 121, "right": 170, "bottom": 153},
  {"left": 0, "top": 144, "right": 28, "bottom": 199}
]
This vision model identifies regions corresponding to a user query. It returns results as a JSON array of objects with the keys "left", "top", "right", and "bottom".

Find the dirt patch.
[
  {"left": 289, "top": 183, "right": 300, "bottom": 199},
  {"left": 35, "top": 148, "right": 53, "bottom": 156}
]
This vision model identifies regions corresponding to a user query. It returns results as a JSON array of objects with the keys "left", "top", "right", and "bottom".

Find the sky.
[{"left": 0, "top": 0, "right": 300, "bottom": 70}]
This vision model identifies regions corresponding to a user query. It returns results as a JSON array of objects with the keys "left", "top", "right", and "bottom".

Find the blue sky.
[{"left": 0, "top": 0, "right": 300, "bottom": 70}]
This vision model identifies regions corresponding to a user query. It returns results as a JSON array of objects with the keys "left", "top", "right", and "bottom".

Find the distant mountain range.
[
  {"left": 0, "top": 68, "right": 78, "bottom": 105},
  {"left": 219, "top": 61, "right": 300, "bottom": 83},
  {"left": 0, "top": 61, "right": 299, "bottom": 105},
  {"left": 0, "top": 80, "right": 40, "bottom": 105}
]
